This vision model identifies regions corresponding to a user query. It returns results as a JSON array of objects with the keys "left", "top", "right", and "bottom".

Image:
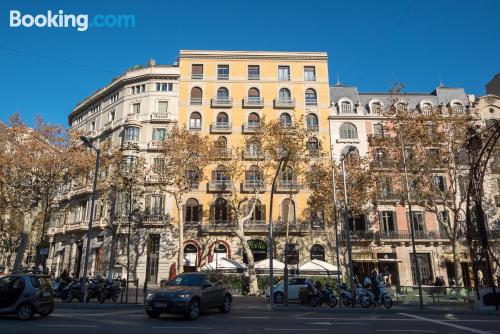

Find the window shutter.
[
  {"left": 261, "top": 204, "right": 267, "bottom": 222},
  {"left": 209, "top": 205, "right": 214, "bottom": 222},
  {"left": 182, "top": 204, "right": 187, "bottom": 222},
  {"left": 198, "top": 204, "right": 203, "bottom": 222},
  {"left": 192, "top": 64, "right": 203, "bottom": 74}
]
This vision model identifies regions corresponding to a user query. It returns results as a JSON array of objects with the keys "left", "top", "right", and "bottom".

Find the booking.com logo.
[{"left": 9, "top": 10, "right": 135, "bottom": 32}]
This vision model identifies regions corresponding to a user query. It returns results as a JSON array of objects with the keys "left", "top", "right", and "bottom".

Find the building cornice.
[{"left": 179, "top": 50, "right": 328, "bottom": 61}]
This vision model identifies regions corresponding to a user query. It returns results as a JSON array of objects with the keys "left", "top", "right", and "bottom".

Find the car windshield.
[{"left": 166, "top": 274, "right": 204, "bottom": 287}]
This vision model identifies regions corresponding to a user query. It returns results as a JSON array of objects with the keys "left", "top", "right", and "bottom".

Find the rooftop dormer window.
[{"left": 339, "top": 98, "right": 354, "bottom": 114}]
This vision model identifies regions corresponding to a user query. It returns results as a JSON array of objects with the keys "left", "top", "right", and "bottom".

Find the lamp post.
[
  {"left": 331, "top": 163, "right": 342, "bottom": 307},
  {"left": 340, "top": 147, "right": 356, "bottom": 307},
  {"left": 79, "top": 136, "right": 100, "bottom": 302}
]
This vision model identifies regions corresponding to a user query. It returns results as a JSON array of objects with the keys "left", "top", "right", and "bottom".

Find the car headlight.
[
  {"left": 177, "top": 293, "right": 190, "bottom": 299},
  {"left": 145, "top": 293, "right": 154, "bottom": 301}
]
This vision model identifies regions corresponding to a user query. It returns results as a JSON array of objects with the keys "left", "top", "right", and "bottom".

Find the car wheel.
[
  {"left": 219, "top": 294, "right": 231, "bottom": 313},
  {"left": 17, "top": 303, "right": 34, "bottom": 320},
  {"left": 39, "top": 307, "right": 54, "bottom": 317},
  {"left": 185, "top": 299, "right": 200, "bottom": 320},
  {"left": 274, "top": 292, "right": 284, "bottom": 304},
  {"left": 146, "top": 310, "right": 161, "bottom": 319}
]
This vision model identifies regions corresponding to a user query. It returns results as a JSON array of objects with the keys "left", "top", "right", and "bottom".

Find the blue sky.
[{"left": 1, "top": 0, "right": 499, "bottom": 126}]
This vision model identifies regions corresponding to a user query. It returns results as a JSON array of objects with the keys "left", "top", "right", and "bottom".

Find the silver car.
[
  {"left": 0, "top": 273, "right": 55, "bottom": 320},
  {"left": 266, "top": 277, "right": 315, "bottom": 303}
]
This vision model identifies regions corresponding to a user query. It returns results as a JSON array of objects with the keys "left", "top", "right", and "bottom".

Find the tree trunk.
[
  {"left": 106, "top": 200, "right": 117, "bottom": 280},
  {"left": 452, "top": 239, "right": 464, "bottom": 287},
  {"left": 13, "top": 212, "right": 34, "bottom": 273},
  {"left": 236, "top": 228, "right": 259, "bottom": 295},
  {"left": 177, "top": 198, "right": 184, "bottom": 274}
]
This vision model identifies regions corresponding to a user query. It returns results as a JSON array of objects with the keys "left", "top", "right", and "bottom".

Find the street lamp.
[
  {"left": 79, "top": 135, "right": 100, "bottom": 302},
  {"left": 330, "top": 162, "right": 342, "bottom": 307},
  {"left": 340, "top": 146, "right": 356, "bottom": 307}
]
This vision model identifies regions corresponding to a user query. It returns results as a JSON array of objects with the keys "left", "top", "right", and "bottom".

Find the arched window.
[
  {"left": 213, "top": 242, "right": 228, "bottom": 262},
  {"left": 420, "top": 101, "right": 433, "bottom": 114},
  {"left": 185, "top": 198, "right": 200, "bottom": 222},
  {"left": 310, "top": 244, "right": 325, "bottom": 261},
  {"left": 183, "top": 243, "right": 198, "bottom": 271},
  {"left": 280, "top": 166, "right": 294, "bottom": 188},
  {"left": 189, "top": 112, "right": 202, "bottom": 130},
  {"left": 370, "top": 100, "right": 382, "bottom": 114},
  {"left": 305, "top": 88, "right": 317, "bottom": 105},
  {"left": 216, "top": 136, "right": 227, "bottom": 148},
  {"left": 216, "top": 112, "right": 229, "bottom": 125},
  {"left": 246, "top": 165, "right": 261, "bottom": 182},
  {"left": 213, "top": 198, "right": 228, "bottom": 222},
  {"left": 306, "top": 114, "right": 319, "bottom": 131},
  {"left": 279, "top": 88, "right": 291, "bottom": 101},
  {"left": 339, "top": 122, "right": 358, "bottom": 139},
  {"left": 244, "top": 239, "right": 267, "bottom": 263},
  {"left": 246, "top": 138, "right": 262, "bottom": 157},
  {"left": 280, "top": 113, "right": 292, "bottom": 127},
  {"left": 217, "top": 87, "right": 229, "bottom": 100},
  {"left": 307, "top": 137, "right": 320, "bottom": 156},
  {"left": 451, "top": 101, "right": 464, "bottom": 114},
  {"left": 247, "top": 113, "right": 260, "bottom": 129},
  {"left": 396, "top": 101, "right": 408, "bottom": 112},
  {"left": 190, "top": 87, "right": 202, "bottom": 105},
  {"left": 248, "top": 87, "right": 260, "bottom": 97},
  {"left": 340, "top": 100, "right": 353, "bottom": 114},
  {"left": 240, "top": 199, "right": 264, "bottom": 222},
  {"left": 281, "top": 198, "right": 295, "bottom": 223}
]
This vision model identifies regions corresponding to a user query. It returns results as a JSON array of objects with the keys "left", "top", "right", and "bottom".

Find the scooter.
[
  {"left": 53, "top": 278, "right": 70, "bottom": 300},
  {"left": 357, "top": 283, "right": 393, "bottom": 309},
  {"left": 65, "top": 278, "right": 84, "bottom": 303},
  {"left": 98, "top": 279, "right": 121, "bottom": 303},
  {"left": 85, "top": 277, "right": 104, "bottom": 303},
  {"left": 319, "top": 284, "right": 338, "bottom": 308},
  {"left": 339, "top": 283, "right": 355, "bottom": 306}
]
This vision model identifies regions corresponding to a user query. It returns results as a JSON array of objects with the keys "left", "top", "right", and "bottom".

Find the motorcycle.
[
  {"left": 320, "top": 284, "right": 338, "bottom": 308},
  {"left": 65, "top": 278, "right": 84, "bottom": 303},
  {"left": 357, "top": 282, "right": 393, "bottom": 309},
  {"left": 98, "top": 279, "right": 121, "bottom": 303},
  {"left": 53, "top": 278, "right": 70, "bottom": 301},
  {"left": 85, "top": 277, "right": 104, "bottom": 303},
  {"left": 339, "top": 283, "right": 355, "bottom": 306}
]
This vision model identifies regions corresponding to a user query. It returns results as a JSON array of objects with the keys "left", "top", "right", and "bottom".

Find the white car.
[{"left": 265, "top": 277, "right": 314, "bottom": 303}]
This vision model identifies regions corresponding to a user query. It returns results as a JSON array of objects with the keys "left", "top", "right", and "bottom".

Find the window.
[
  {"left": 247, "top": 87, "right": 260, "bottom": 103},
  {"left": 310, "top": 244, "right": 325, "bottom": 261},
  {"left": 217, "top": 87, "right": 229, "bottom": 100},
  {"left": 396, "top": 101, "right": 408, "bottom": 112},
  {"left": 409, "top": 212, "right": 425, "bottom": 232},
  {"left": 421, "top": 102, "right": 433, "bottom": 114},
  {"left": 371, "top": 101, "right": 382, "bottom": 114},
  {"left": 213, "top": 198, "right": 228, "bottom": 221},
  {"left": 131, "top": 84, "right": 145, "bottom": 94},
  {"left": 216, "top": 112, "right": 229, "bottom": 125},
  {"left": 349, "top": 215, "right": 367, "bottom": 233},
  {"left": 184, "top": 244, "right": 198, "bottom": 268},
  {"left": 242, "top": 199, "right": 264, "bottom": 222},
  {"left": 124, "top": 126, "right": 140, "bottom": 142},
  {"left": 246, "top": 165, "right": 262, "bottom": 183},
  {"left": 156, "top": 83, "right": 173, "bottom": 91},
  {"left": 279, "top": 88, "right": 291, "bottom": 101},
  {"left": 185, "top": 198, "right": 200, "bottom": 222},
  {"left": 339, "top": 122, "right": 357, "bottom": 139},
  {"left": 190, "top": 87, "right": 202, "bottom": 105},
  {"left": 246, "top": 139, "right": 262, "bottom": 156},
  {"left": 217, "top": 65, "right": 229, "bottom": 80},
  {"left": 380, "top": 211, "right": 396, "bottom": 234},
  {"left": 132, "top": 103, "right": 140, "bottom": 114},
  {"left": 438, "top": 211, "right": 450, "bottom": 238},
  {"left": 187, "top": 169, "right": 200, "bottom": 187},
  {"left": 152, "top": 157, "right": 164, "bottom": 173},
  {"left": 157, "top": 101, "right": 168, "bottom": 114},
  {"left": 278, "top": 66, "right": 290, "bottom": 81},
  {"left": 247, "top": 113, "right": 260, "bottom": 128},
  {"left": 248, "top": 65, "right": 260, "bottom": 80},
  {"left": 304, "top": 66, "right": 316, "bottom": 81},
  {"left": 215, "top": 136, "right": 227, "bottom": 149},
  {"left": 109, "top": 92, "right": 119, "bottom": 104},
  {"left": 432, "top": 175, "right": 446, "bottom": 192},
  {"left": 280, "top": 113, "right": 292, "bottom": 127},
  {"left": 376, "top": 176, "right": 393, "bottom": 198},
  {"left": 152, "top": 128, "right": 166, "bottom": 141},
  {"left": 306, "top": 114, "right": 319, "bottom": 131},
  {"left": 191, "top": 64, "right": 203, "bottom": 79},
  {"left": 427, "top": 148, "right": 440, "bottom": 161},
  {"left": 340, "top": 100, "right": 353, "bottom": 114},
  {"left": 145, "top": 194, "right": 164, "bottom": 216},
  {"left": 189, "top": 112, "right": 202, "bottom": 130},
  {"left": 281, "top": 198, "right": 295, "bottom": 223},
  {"left": 451, "top": 101, "right": 464, "bottom": 113},
  {"left": 307, "top": 137, "right": 319, "bottom": 155},
  {"left": 305, "top": 88, "right": 317, "bottom": 105},
  {"left": 373, "top": 123, "right": 384, "bottom": 137}
]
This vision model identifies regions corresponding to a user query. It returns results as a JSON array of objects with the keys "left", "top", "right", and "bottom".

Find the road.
[{"left": 1, "top": 298, "right": 499, "bottom": 334}]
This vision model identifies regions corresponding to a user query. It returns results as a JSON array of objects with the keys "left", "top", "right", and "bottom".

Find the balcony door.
[{"left": 146, "top": 234, "right": 160, "bottom": 284}]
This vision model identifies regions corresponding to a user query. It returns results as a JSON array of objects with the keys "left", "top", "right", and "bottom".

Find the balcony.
[
  {"left": 248, "top": 73, "right": 260, "bottom": 80},
  {"left": 275, "top": 180, "right": 300, "bottom": 192},
  {"left": 241, "top": 180, "right": 266, "bottom": 192},
  {"left": 308, "top": 149, "right": 320, "bottom": 158},
  {"left": 211, "top": 97, "right": 233, "bottom": 108},
  {"left": 243, "top": 97, "right": 264, "bottom": 108},
  {"left": 147, "top": 141, "right": 163, "bottom": 150},
  {"left": 151, "top": 113, "right": 169, "bottom": 121},
  {"left": 305, "top": 98, "right": 318, "bottom": 106},
  {"left": 208, "top": 180, "right": 234, "bottom": 192},
  {"left": 307, "top": 125, "right": 319, "bottom": 132},
  {"left": 243, "top": 150, "right": 265, "bottom": 160},
  {"left": 375, "top": 192, "right": 401, "bottom": 203},
  {"left": 191, "top": 73, "right": 203, "bottom": 80},
  {"left": 274, "top": 98, "right": 296, "bottom": 109},
  {"left": 242, "top": 122, "right": 261, "bottom": 134},
  {"left": 371, "top": 159, "right": 394, "bottom": 169},
  {"left": 346, "top": 231, "right": 376, "bottom": 240},
  {"left": 142, "top": 215, "right": 167, "bottom": 225},
  {"left": 190, "top": 98, "right": 202, "bottom": 105},
  {"left": 217, "top": 73, "right": 229, "bottom": 80},
  {"left": 210, "top": 122, "right": 232, "bottom": 133},
  {"left": 102, "top": 121, "right": 114, "bottom": 133},
  {"left": 145, "top": 175, "right": 160, "bottom": 183},
  {"left": 213, "top": 148, "right": 232, "bottom": 160},
  {"left": 378, "top": 230, "right": 444, "bottom": 240},
  {"left": 121, "top": 141, "right": 140, "bottom": 150}
]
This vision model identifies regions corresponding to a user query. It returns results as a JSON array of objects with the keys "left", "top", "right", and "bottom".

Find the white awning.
[
  {"left": 201, "top": 257, "right": 247, "bottom": 273},
  {"left": 254, "top": 259, "right": 285, "bottom": 270},
  {"left": 299, "top": 260, "right": 339, "bottom": 276}
]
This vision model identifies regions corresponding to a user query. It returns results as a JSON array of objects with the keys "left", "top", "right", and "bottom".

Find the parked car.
[
  {"left": 265, "top": 277, "right": 315, "bottom": 303},
  {"left": 144, "top": 272, "right": 232, "bottom": 320},
  {"left": 0, "top": 272, "right": 55, "bottom": 320}
]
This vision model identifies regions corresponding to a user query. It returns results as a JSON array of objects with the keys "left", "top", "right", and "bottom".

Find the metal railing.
[
  {"left": 151, "top": 113, "right": 169, "bottom": 120},
  {"left": 210, "top": 122, "right": 232, "bottom": 133},
  {"left": 307, "top": 124, "right": 319, "bottom": 132},
  {"left": 243, "top": 97, "right": 264, "bottom": 107},
  {"left": 276, "top": 180, "right": 300, "bottom": 191},
  {"left": 390, "top": 286, "right": 474, "bottom": 306},
  {"left": 208, "top": 180, "right": 233, "bottom": 191},
  {"left": 190, "top": 97, "right": 202, "bottom": 105},
  {"left": 243, "top": 122, "right": 261, "bottom": 133},
  {"left": 305, "top": 98, "right": 318, "bottom": 106},
  {"left": 211, "top": 97, "right": 233, "bottom": 107},
  {"left": 242, "top": 180, "right": 265, "bottom": 191},
  {"left": 274, "top": 98, "right": 295, "bottom": 108}
]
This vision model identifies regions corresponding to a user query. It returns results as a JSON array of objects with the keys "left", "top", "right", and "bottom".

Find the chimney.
[{"left": 148, "top": 59, "right": 156, "bottom": 67}]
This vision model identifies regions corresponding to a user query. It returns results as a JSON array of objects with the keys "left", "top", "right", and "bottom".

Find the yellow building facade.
[{"left": 176, "top": 50, "right": 333, "bottom": 270}]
